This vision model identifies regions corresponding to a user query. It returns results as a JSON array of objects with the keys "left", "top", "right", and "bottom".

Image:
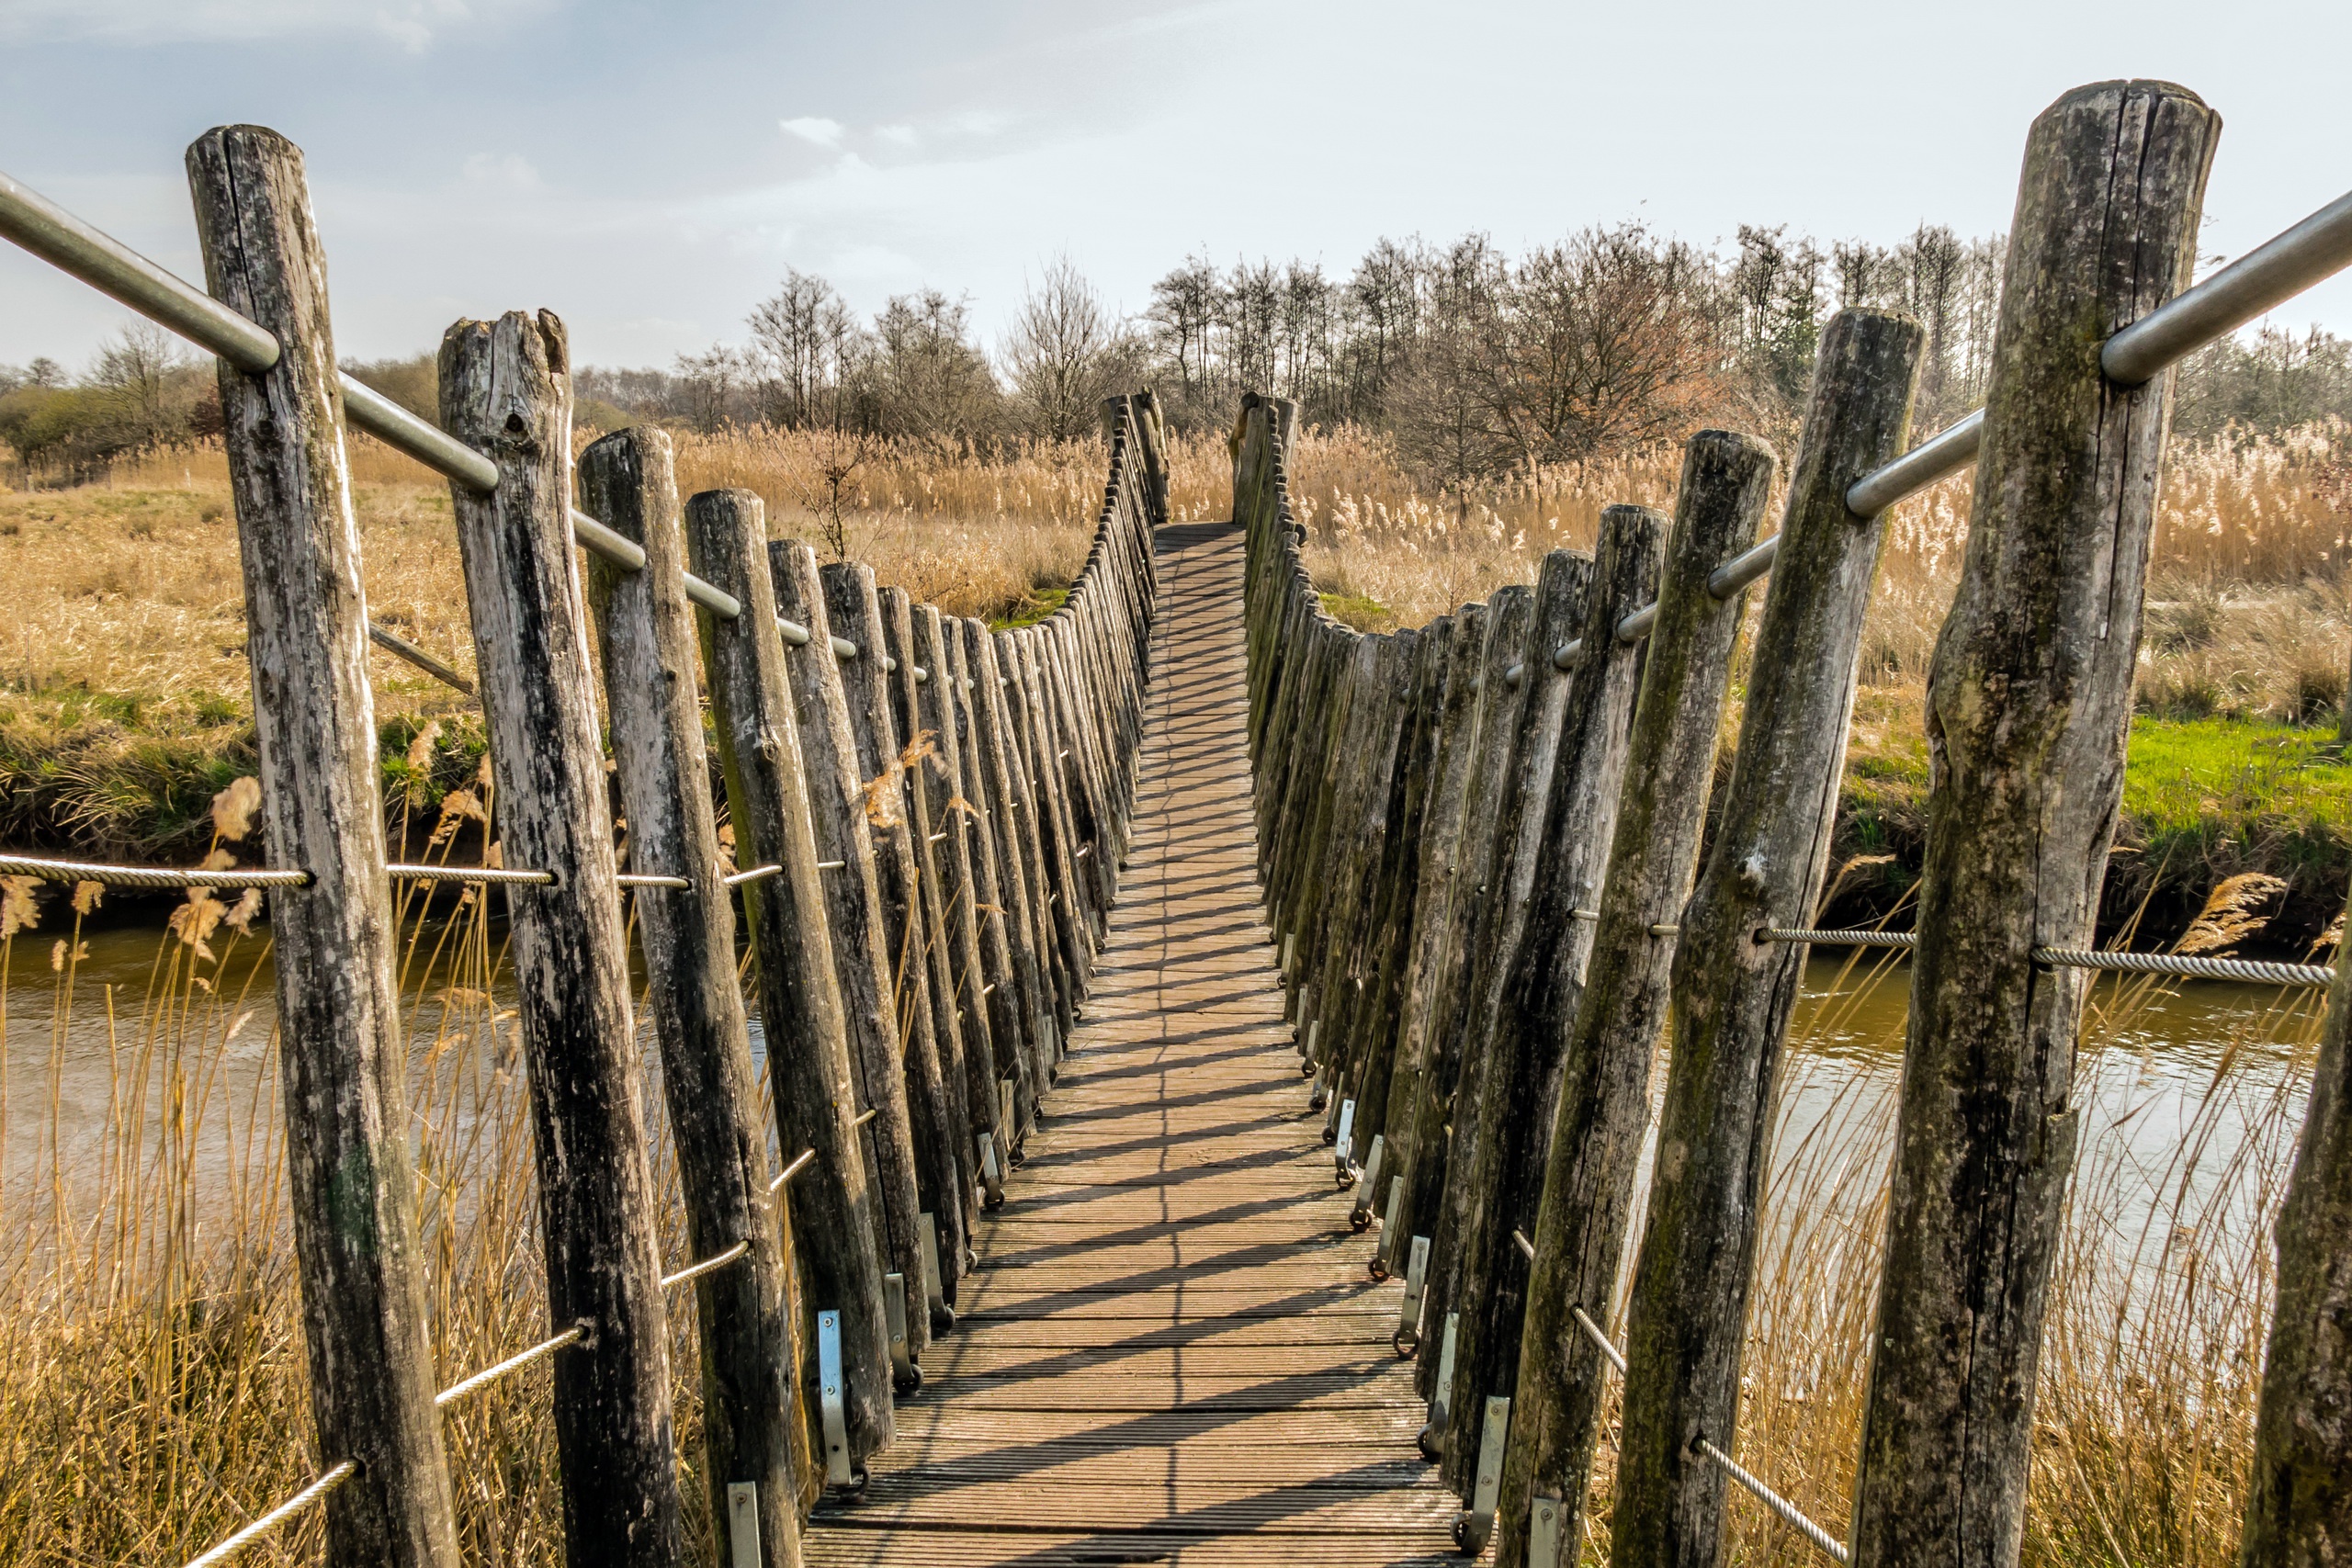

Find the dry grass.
[
  {"left": 0, "top": 423, "right": 1237, "bottom": 858},
  {"left": 0, "top": 784, "right": 715, "bottom": 1564}
]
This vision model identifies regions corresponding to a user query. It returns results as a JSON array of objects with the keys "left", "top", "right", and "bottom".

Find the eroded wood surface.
[{"left": 805, "top": 523, "right": 1454, "bottom": 1565}]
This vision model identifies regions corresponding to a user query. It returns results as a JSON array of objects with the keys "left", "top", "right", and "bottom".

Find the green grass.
[
  {"left": 1317, "top": 590, "right": 1391, "bottom": 632},
  {"left": 989, "top": 585, "right": 1069, "bottom": 630},
  {"left": 1834, "top": 705, "right": 2352, "bottom": 943}
]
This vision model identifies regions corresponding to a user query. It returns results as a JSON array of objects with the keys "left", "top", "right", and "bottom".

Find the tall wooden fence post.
[
  {"left": 822, "top": 560, "right": 971, "bottom": 1330},
  {"left": 1602, "top": 311, "right": 1922, "bottom": 1568},
  {"left": 2238, "top": 901, "right": 2352, "bottom": 1566},
  {"left": 1496, "top": 432, "right": 1781, "bottom": 1563},
  {"left": 185, "top": 123, "right": 460, "bottom": 1568},
  {"left": 581, "top": 431, "right": 801, "bottom": 1568},
  {"left": 685, "top": 489, "right": 894, "bottom": 1477},
  {"left": 441, "top": 310, "right": 681, "bottom": 1566},
  {"left": 1438, "top": 519, "right": 1672, "bottom": 1512},
  {"left": 1849, "top": 81, "right": 2217, "bottom": 1568},
  {"left": 771, "top": 540, "right": 932, "bottom": 1383}
]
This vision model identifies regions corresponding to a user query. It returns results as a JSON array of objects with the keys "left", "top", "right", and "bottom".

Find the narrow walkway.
[{"left": 804, "top": 523, "right": 1456, "bottom": 1564}]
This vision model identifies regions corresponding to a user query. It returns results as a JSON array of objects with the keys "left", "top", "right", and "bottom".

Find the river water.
[{"left": 0, "top": 919, "right": 2317, "bottom": 1324}]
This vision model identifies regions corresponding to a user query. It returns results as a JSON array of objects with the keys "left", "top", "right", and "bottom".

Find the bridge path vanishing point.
[{"left": 803, "top": 522, "right": 1459, "bottom": 1564}]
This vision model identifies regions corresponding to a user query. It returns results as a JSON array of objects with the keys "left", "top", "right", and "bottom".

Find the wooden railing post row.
[
  {"left": 1342, "top": 621, "right": 1452, "bottom": 1193},
  {"left": 684, "top": 488, "right": 892, "bottom": 1483},
  {"left": 580, "top": 431, "right": 802, "bottom": 1568},
  {"left": 880, "top": 583, "right": 993, "bottom": 1264},
  {"left": 964, "top": 616, "right": 1062, "bottom": 1116},
  {"left": 1408, "top": 586, "right": 1539, "bottom": 1414},
  {"left": 1004, "top": 630, "right": 1092, "bottom": 1019},
  {"left": 822, "top": 561, "right": 971, "bottom": 1335},
  {"left": 439, "top": 310, "right": 681, "bottom": 1565},
  {"left": 771, "top": 541, "right": 933, "bottom": 1385},
  {"left": 1303, "top": 630, "right": 1417, "bottom": 1131},
  {"left": 1265, "top": 622, "right": 1345, "bottom": 1007},
  {"left": 943, "top": 618, "right": 1044, "bottom": 1154},
  {"left": 185, "top": 123, "right": 460, "bottom": 1568},
  {"left": 1849, "top": 81, "right": 2216, "bottom": 1568},
  {"left": 901, "top": 600, "right": 1019, "bottom": 1205},
  {"left": 1430, "top": 524, "right": 1656, "bottom": 1523},
  {"left": 1369, "top": 605, "right": 1490, "bottom": 1282},
  {"left": 1284, "top": 620, "right": 1366, "bottom": 1068},
  {"left": 1601, "top": 314, "right": 1925, "bottom": 1568},
  {"left": 1491, "top": 437, "right": 1778, "bottom": 1563}
]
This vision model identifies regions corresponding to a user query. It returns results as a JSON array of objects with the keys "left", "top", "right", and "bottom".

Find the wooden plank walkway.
[{"left": 805, "top": 522, "right": 1459, "bottom": 1564}]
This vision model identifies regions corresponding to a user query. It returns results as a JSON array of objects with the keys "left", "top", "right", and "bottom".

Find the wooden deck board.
[{"left": 805, "top": 524, "right": 1456, "bottom": 1563}]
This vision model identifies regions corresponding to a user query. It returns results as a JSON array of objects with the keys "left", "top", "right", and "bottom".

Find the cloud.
[
  {"left": 0, "top": 0, "right": 554, "bottom": 50},
  {"left": 778, "top": 117, "right": 845, "bottom": 149},
  {"left": 876, "top": 125, "right": 919, "bottom": 148}
]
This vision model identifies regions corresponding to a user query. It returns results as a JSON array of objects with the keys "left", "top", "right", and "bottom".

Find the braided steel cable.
[{"left": 1764, "top": 928, "right": 2335, "bottom": 987}]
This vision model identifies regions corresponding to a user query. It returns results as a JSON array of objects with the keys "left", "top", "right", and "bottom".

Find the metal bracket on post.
[
  {"left": 817, "top": 1311, "right": 854, "bottom": 1488},
  {"left": 1281, "top": 932, "right": 1297, "bottom": 1021},
  {"left": 1333, "top": 1100, "right": 1357, "bottom": 1186},
  {"left": 726, "top": 1482, "right": 763, "bottom": 1568},
  {"left": 1528, "top": 1493, "right": 1566, "bottom": 1568},
  {"left": 884, "top": 1272, "right": 920, "bottom": 1393},
  {"left": 1371, "top": 1175, "right": 1406, "bottom": 1280},
  {"left": 919, "top": 1212, "right": 953, "bottom": 1335},
  {"left": 977, "top": 1132, "right": 1004, "bottom": 1209},
  {"left": 1350, "top": 1134, "right": 1386, "bottom": 1231},
  {"left": 1300, "top": 1017, "right": 1321, "bottom": 1077},
  {"left": 1419, "top": 1310, "right": 1460, "bottom": 1461},
  {"left": 1394, "top": 1235, "right": 1430, "bottom": 1357},
  {"left": 1000, "top": 1077, "right": 1022, "bottom": 1147},
  {"left": 1454, "top": 1395, "right": 1511, "bottom": 1555}
]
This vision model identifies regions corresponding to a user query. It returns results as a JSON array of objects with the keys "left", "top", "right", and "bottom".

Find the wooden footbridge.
[
  {"left": 10, "top": 79, "right": 2352, "bottom": 1568},
  {"left": 801, "top": 521, "right": 1457, "bottom": 1563}
]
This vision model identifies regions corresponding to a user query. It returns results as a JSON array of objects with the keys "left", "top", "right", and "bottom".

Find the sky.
[{"left": 4, "top": 0, "right": 2352, "bottom": 374}]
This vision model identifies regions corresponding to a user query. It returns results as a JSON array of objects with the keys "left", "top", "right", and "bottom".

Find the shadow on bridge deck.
[{"left": 804, "top": 522, "right": 1459, "bottom": 1564}]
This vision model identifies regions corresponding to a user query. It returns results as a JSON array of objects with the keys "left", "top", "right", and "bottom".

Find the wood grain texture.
[
  {"left": 685, "top": 489, "right": 894, "bottom": 1467},
  {"left": 771, "top": 541, "right": 932, "bottom": 1377},
  {"left": 441, "top": 310, "right": 680, "bottom": 1567},
  {"left": 1849, "top": 82, "right": 2217, "bottom": 1568},
  {"left": 581, "top": 429, "right": 803, "bottom": 1568},
  {"left": 1618, "top": 310, "right": 1928, "bottom": 1568},
  {"left": 185, "top": 123, "right": 460, "bottom": 1568},
  {"left": 823, "top": 560, "right": 968, "bottom": 1328},
  {"left": 1501, "top": 434, "right": 1781, "bottom": 1564}
]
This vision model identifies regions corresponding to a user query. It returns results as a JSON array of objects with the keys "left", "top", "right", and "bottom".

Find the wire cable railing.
[{"left": 1760, "top": 927, "right": 2335, "bottom": 988}]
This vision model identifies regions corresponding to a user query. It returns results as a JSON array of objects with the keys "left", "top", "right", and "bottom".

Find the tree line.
[{"left": 7, "top": 224, "right": 2351, "bottom": 491}]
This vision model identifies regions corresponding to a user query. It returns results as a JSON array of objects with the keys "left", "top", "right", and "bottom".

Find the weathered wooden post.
[
  {"left": 1602, "top": 314, "right": 1923, "bottom": 1568},
  {"left": 186, "top": 123, "right": 459, "bottom": 1568},
  {"left": 2237, "top": 900, "right": 2352, "bottom": 1565},
  {"left": 1442, "top": 500, "right": 1694, "bottom": 1517},
  {"left": 822, "top": 562, "right": 969, "bottom": 1329},
  {"left": 441, "top": 310, "right": 681, "bottom": 1564},
  {"left": 1491, "top": 434, "right": 1781, "bottom": 1562},
  {"left": 580, "top": 430, "right": 802, "bottom": 1568},
  {"left": 771, "top": 540, "right": 931, "bottom": 1383},
  {"left": 962, "top": 617, "right": 1057, "bottom": 1124},
  {"left": 685, "top": 490, "right": 894, "bottom": 1474},
  {"left": 1849, "top": 81, "right": 2216, "bottom": 1568}
]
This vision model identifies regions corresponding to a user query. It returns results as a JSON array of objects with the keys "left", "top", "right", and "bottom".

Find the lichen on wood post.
[
  {"left": 1848, "top": 81, "right": 2217, "bottom": 1568},
  {"left": 186, "top": 122, "right": 460, "bottom": 1568},
  {"left": 441, "top": 308, "right": 681, "bottom": 1565}
]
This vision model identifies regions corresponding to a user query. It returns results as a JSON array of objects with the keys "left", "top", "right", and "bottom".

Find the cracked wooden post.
[
  {"left": 1496, "top": 434, "right": 1781, "bottom": 1563},
  {"left": 1603, "top": 315, "right": 1924, "bottom": 1568},
  {"left": 685, "top": 489, "right": 892, "bottom": 1474},
  {"left": 186, "top": 122, "right": 459, "bottom": 1568},
  {"left": 1849, "top": 80, "right": 2217, "bottom": 1568},
  {"left": 581, "top": 430, "right": 801, "bottom": 1568},
  {"left": 440, "top": 309, "right": 681, "bottom": 1565},
  {"left": 772, "top": 540, "right": 931, "bottom": 1383}
]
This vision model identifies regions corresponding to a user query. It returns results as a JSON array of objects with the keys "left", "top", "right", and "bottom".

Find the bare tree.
[
  {"left": 749, "top": 269, "right": 865, "bottom": 429},
  {"left": 1003, "top": 256, "right": 1125, "bottom": 442},
  {"left": 868, "top": 290, "right": 1001, "bottom": 449}
]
